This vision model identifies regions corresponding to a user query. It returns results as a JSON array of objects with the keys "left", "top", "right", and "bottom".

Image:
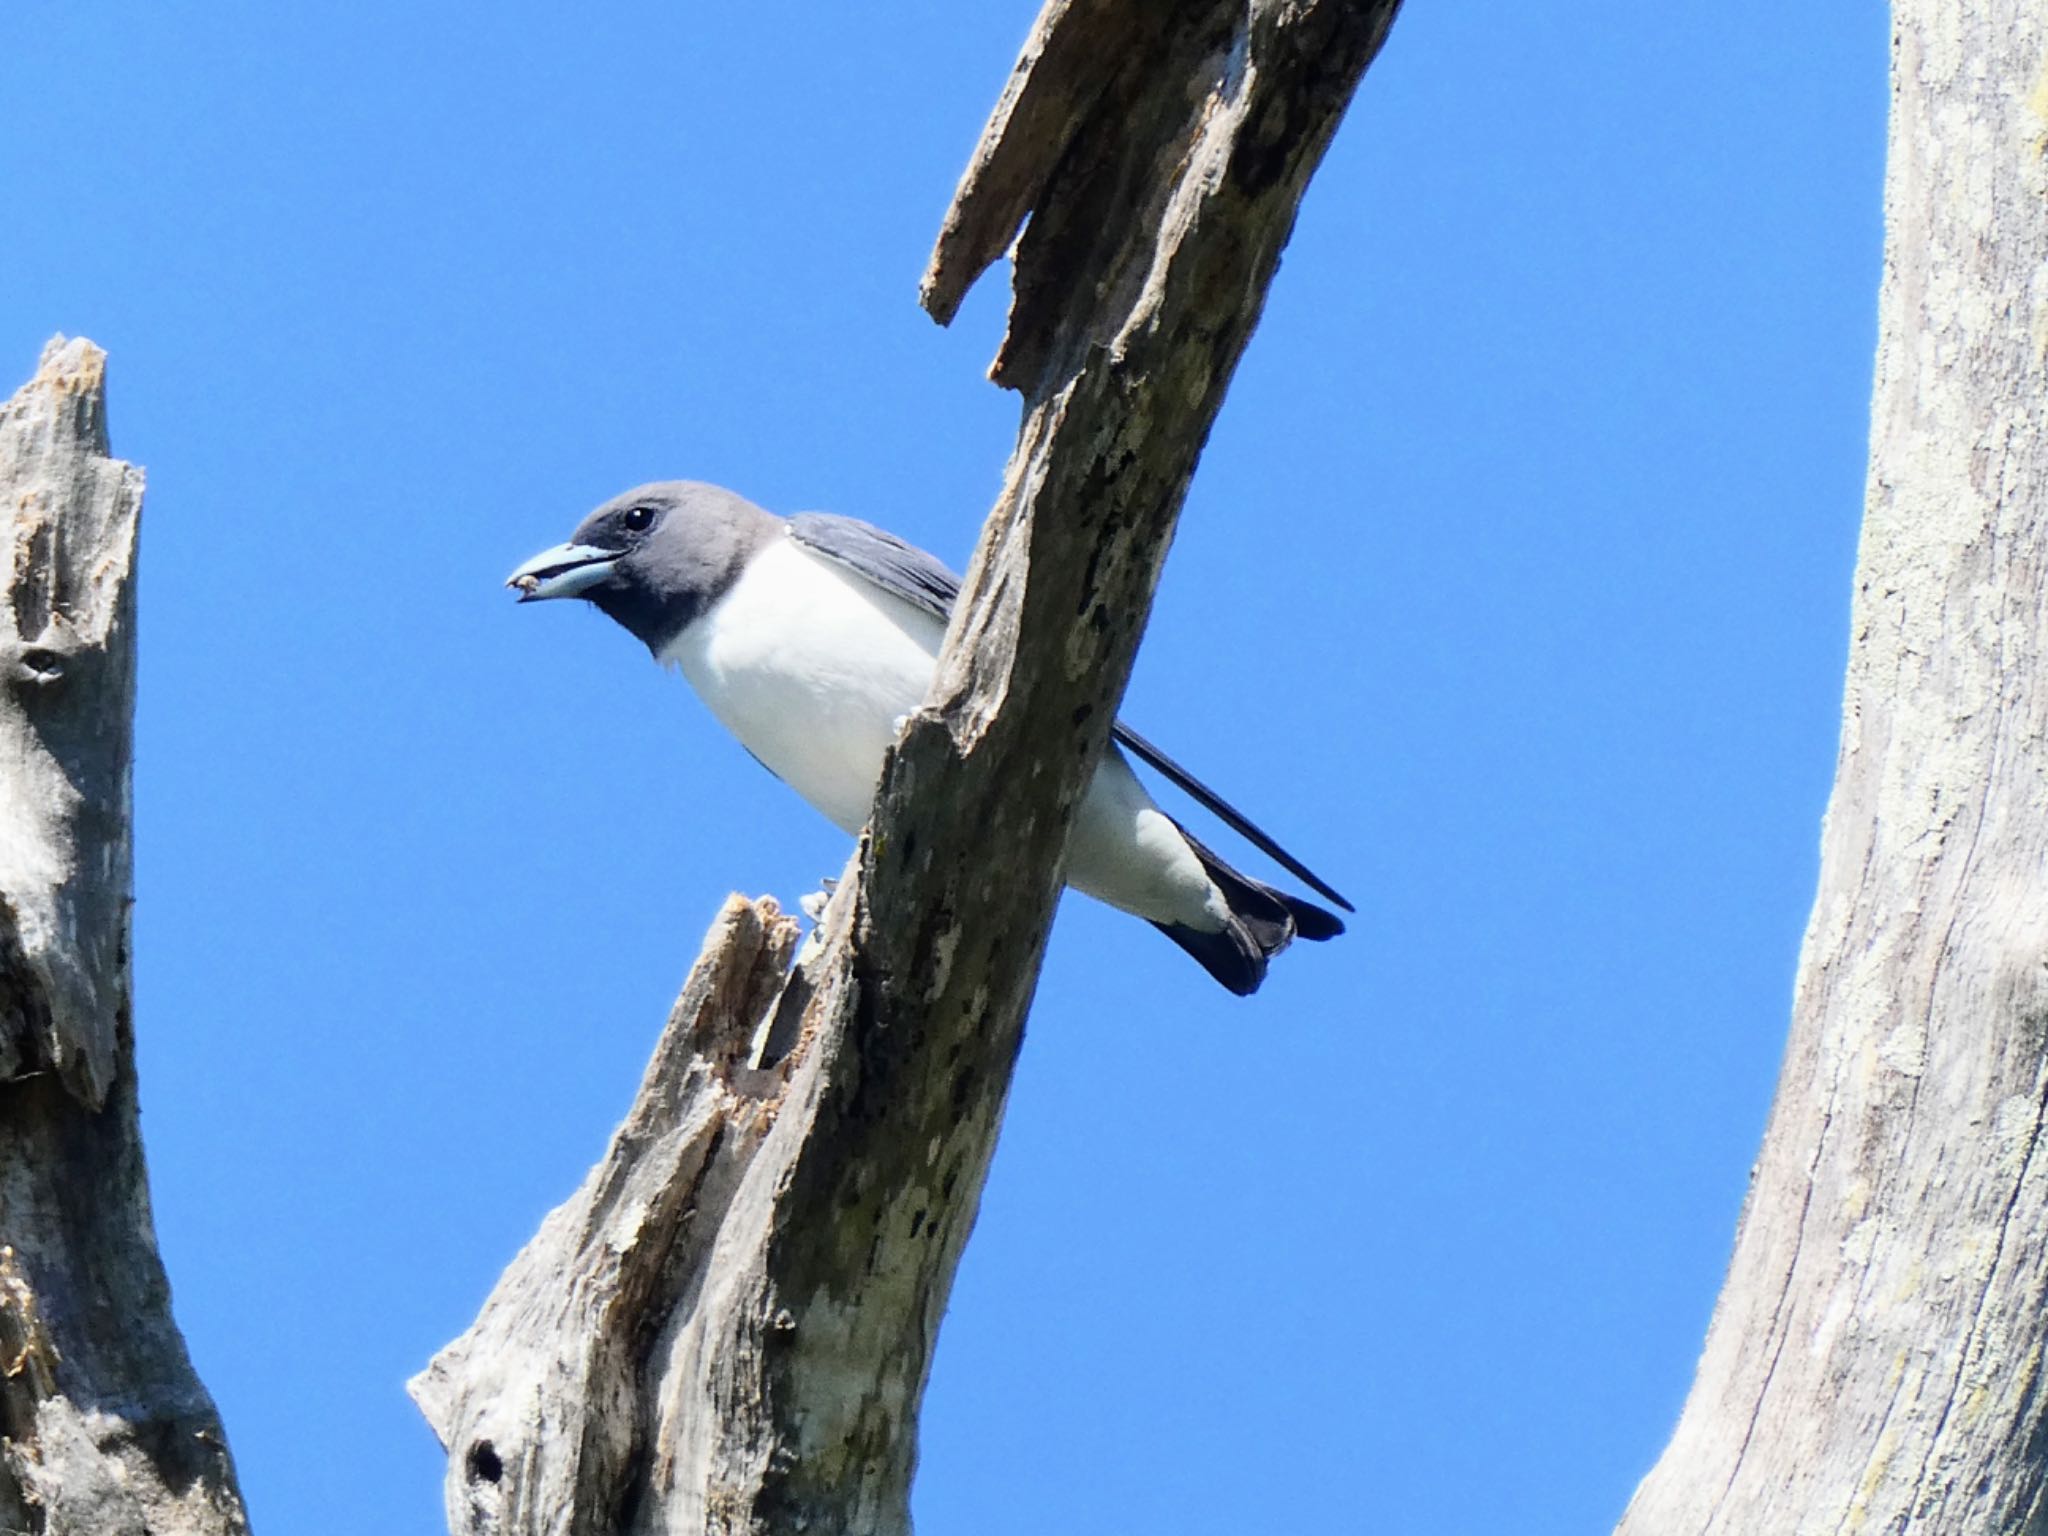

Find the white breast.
[
  {"left": 659, "top": 536, "right": 944, "bottom": 834},
  {"left": 659, "top": 532, "right": 1226, "bottom": 932}
]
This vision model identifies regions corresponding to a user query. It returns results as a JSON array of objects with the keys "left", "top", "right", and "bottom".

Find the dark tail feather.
[{"left": 1152, "top": 829, "right": 1347, "bottom": 995}]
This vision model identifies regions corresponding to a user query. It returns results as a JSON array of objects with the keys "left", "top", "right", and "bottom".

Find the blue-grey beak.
[{"left": 506, "top": 542, "right": 621, "bottom": 602}]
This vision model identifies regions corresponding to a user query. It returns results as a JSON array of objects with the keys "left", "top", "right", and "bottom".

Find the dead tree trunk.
[
  {"left": 410, "top": 2, "right": 1402, "bottom": 1532},
  {"left": 0, "top": 338, "right": 249, "bottom": 1536},
  {"left": 1616, "top": 5, "right": 2048, "bottom": 1533}
]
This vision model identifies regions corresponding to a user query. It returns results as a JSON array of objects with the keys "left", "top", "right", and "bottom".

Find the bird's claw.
[{"left": 799, "top": 876, "right": 838, "bottom": 923}]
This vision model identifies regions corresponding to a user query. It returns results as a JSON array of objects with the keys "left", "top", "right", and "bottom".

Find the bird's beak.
[{"left": 506, "top": 543, "right": 622, "bottom": 602}]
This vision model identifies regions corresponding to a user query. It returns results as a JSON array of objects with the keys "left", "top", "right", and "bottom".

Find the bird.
[{"left": 507, "top": 481, "right": 1350, "bottom": 995}]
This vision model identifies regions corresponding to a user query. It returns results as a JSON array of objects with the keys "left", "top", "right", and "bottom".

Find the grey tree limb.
[
  {"left": 0, "top": 338, "right": 248, "bottom": 1536},
  {"left": 1615, "top": 5, "right": 2048, "bottom": 1532},
  {"left": 410, "top": 3, "right": 1402, "bottom": 1532}
]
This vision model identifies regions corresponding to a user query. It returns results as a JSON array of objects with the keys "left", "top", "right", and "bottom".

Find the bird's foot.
[{"left": 799, "top": 876, "right": 838, "bottom": 923}]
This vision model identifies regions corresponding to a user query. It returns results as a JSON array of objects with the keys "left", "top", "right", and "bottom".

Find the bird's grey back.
[{"left": 787, "top": 512, "right": 963, "bottom": 622}]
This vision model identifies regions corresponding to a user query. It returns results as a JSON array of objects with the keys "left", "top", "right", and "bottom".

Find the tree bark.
[
  {"left": 410, "top": 2, "right": 1402, "bottom": 1532},
  {"left": 0, "top": 338, "right": 249, "bottom": 1536},
  {"left": 1616, "top": 5, "right": 2048, "bottom": 1533}
]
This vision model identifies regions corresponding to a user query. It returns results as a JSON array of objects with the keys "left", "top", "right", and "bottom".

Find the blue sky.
[{"left": 2, "top": 3, "right": 1882, "bottom": 1531}]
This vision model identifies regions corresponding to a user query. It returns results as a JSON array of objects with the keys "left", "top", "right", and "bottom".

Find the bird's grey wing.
[
  {"left": 789, "top": 512, "right": 1351, "bottom": 913},
  {"left": 1111, "top": 721, "right": 1355, "bottom": 913},
  {"left": 787, "top": 512, "right": 960, "bottom": 622}
]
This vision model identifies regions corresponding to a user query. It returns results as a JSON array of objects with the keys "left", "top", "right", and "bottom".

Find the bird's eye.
[{"left": 621, "top": 506, "right": 655, "bottom": 534}]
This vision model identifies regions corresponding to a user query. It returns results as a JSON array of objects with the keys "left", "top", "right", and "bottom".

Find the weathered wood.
[
  {"left": 407, "top": 895, "right": 800, "bottom": 1536},
  {"left": 0, "top": 338, "right": 248, "bottom": 1536},
  {"left": 412, "top": 3, "right": 1400, "bottom": 1531},
  {"left": 1615, "top": 5, "right": 2048, "bottom": 1532},
  {"left": 1, "top": 341, "right": 140, "bottom": 1107}
]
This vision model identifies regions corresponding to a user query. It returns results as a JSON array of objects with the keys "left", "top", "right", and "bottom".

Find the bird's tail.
[{"left": 1151, "top": 827, "right": 1347, "bottom": 996}]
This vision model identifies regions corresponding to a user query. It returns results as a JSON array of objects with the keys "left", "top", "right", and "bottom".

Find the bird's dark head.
[{"left": 507, "top": 480, "right": 778, "bottom": 653}]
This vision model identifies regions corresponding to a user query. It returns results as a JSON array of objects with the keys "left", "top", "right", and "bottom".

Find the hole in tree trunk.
[{"left": 466, "top": 1440, "right": 503, "bottom": 1484}]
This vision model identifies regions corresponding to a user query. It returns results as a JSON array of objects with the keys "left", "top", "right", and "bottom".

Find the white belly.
[
  {"left": 660, "top": 534, "right": 1226, "bottom": 932},
  {"left": 661, "top": 537, "right": 936, "bottom": 834}
]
